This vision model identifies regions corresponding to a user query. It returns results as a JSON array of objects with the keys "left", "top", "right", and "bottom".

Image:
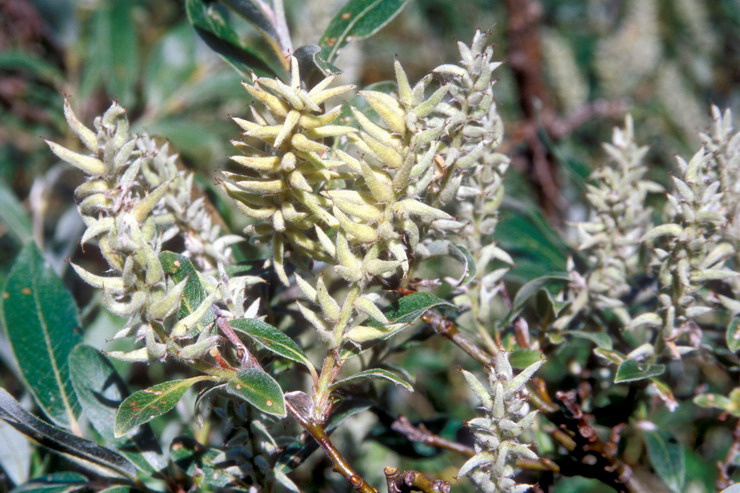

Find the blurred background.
[{"left": 0, "top": 0, "right": 738, "bottom": 491}]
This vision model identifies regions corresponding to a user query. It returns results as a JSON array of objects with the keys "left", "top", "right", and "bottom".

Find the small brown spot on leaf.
[
  {"left": 266, "top": 400, "right": 273, "bottom": 407},
  {"left": 236, "top": 384, "right": 242, "bottom": 390},
  {"left": 174, "top": 260, "right": 181, "bottom": 267},
  {"left": 3, "top": 292, "right": 8, "bottom": 299},
  {"left": 341, "top": 12, "right": 351, "bottom": 19},
  {"left": 21, "top": 287, "right": 32, "bottom": 295}
]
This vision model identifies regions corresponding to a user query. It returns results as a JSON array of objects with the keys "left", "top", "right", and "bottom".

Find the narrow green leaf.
[
  {"left": 230, "top": 318, "right": 314, "bottom": 370},
  {"left": 114, "top": 376, "right": 210, "bottom": 438},
  {"left": 69, "top": 344, "right": 128, "bottom": 442},
  {"left": 69, "top": 344, "right": 166, "bottom": 473},
  {"left": 0, "top": 388, "right": 136, "bottom": 480},
  {"left": 568, "top": 330, "right": 614, "bottom": 350},
  {"left": 331, "top": 368, "right": 414, "bottom": 392},
  {"left": 727, "top": 317, "right": 739, "bottom": 352},
  {"left": 386, "top": 292, "right": 456, "bottom": 325},
  {"left": 107, "top": 0, "right": 139, "bottom": 106},
  {"left": 614, "top": 359, "right": 665, "bottom": 383},
  {"left": 98, "top": 487, "right": 133, "bottom": 493},
  {"left": 0, "top": 50, "right": 65, "bottom": 87},
  {"left": 644, "top": 431, "right": 685, "bottom": 493},
  {"left": 186, "top": 0, "right": 278, "bottom": 77},
  {"left": 220, "top": 0, "right": 280, "bottom": 45},
  {"left": 0, "top": 181, "right": 32, "bottom": 245},
  {"left": 160, "top": 251, "right": 215, "bottom": 335},
  {"left": 320, "top": 0, "right": 410, "bottom": 64},
  {"left": 1, "top": 243, "right": 81, "bottom": 428},
  {"left": 225, "top": 368, "right": 286, "bottom": 418},
  {"left": 504, "top": 273, "right": 570, "bottom": 326},
  {"left": 10, "top": 472, "right": 87, "bottom": 493},
  {"left": 509, "top": 349, "right": 543, "bottom": 370}
]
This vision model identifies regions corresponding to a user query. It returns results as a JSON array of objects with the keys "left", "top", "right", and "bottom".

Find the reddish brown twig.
[
  {"left": 384, "top": 467, "right": 450, "bottom": 493},
  {"left": 287, "top": 400, "right": 378, "bottom": 493},
  {"left": 422, "top": 310, "right": 494, "bottom": 367}
]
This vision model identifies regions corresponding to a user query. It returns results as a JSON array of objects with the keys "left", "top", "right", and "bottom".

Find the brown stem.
[
  {"left": 384, "top": 467, "right": 450, "bottom": 493},
  {"left": 286, "top": 400, "right": 377, "bottom": 493},
  {"left": 422, "top": 311, "right": 493, "bottom": 367}
]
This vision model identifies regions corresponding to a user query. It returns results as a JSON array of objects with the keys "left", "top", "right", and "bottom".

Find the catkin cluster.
[
  {"left": 461, "top": 353, "right": 543, "bottom": 493},
  {"left": 47, "top": 101, "right": 239, "bottom": 361},
  {"left": 554, "top": 116, "right": 661, "bottom": 331}
]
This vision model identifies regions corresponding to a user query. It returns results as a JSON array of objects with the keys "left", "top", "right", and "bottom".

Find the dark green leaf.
[
  {"left": 160, "top": 251, "right": 215, "bottom": 336},
  {"left": 568, "top": 330, "right": 613, "bottom": 350},
  {"left": 0, "top": 180, "right": 32, "bottom": 245},
  {"left": 644, "top": 431, "right": 685, "bottom": 493},
  {"left": 114, "top": 376, "right": 210, "bottom": 438},
  {"left": 614, "top": 359, "right": 665, "bottom": 383},
  {"left": 98, "top": 488, "right": 133, "bottom": 493},
  {"left": 186, "top": 0, "right": 279, "bottom": 77},
  {"left": 509, "top": 350, "right": 543, "bottom": 370},
  {"left": 69, "top": 344, "right": 165, "bottom": 473},
  {"left": 10, "top": 472, "right": 87, "bottom": 493},
  {"left": 107, "top": 0, "right": 138, "bottom": 106},
  {"left": 230, "top": 318, "right": 314, "bottom": 370},
  {"left": 0, "top": 388, "right": 136, "bottom": 480},
  {"left": 387, "top": 292, "right": 456, "bottom": 325},
  {"left": 225, "top": 368, "right": 286, "bottom": 418},
  {"left": 0, "top": 51, "right": 65, "bottom": 87},
  {"left": 220, "top": 0, "right": 280, "bottom": 45},
  {"left": 319, "top": 0, "right": 409, "bottom": 64},
  {"left": 331, "top": 368, "right": 414, "bottom": 392},
  {"left": 1, "top": 243, "right": 81, "bottom": 428},
  {"left": 295, "top": 44, "right": 340, "bottom": 82},
  {"left": 727, "top": 317, "right": 739, "bottom": 352},
  {"left": 503, "top": 274, "right": 570, "bottom": 326},
  {"left": 170, "top": 437, "right": 235, "bottom": 489}
]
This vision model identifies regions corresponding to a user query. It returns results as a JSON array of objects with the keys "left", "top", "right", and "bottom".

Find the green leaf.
[
  {"left": 319, "top": 0, "right": 410, "bottom": 63},
  {"left": 98, "top": 488, "right": 133, "bottom": 493},
  {"left": 68, "top": 344, "right": 166, "bottom": 473},
  {"left": 503, "top": 273, "right": 571, "bottom": 326},
  {"left": 0, "top": 179, "right": 32, "bottom": 245},
  {"left": 144, "top": 23, "right": 197, "bottom": 107},
  {"left": 186, "top": 0, "right": 279, "bottom": 77},
  {"left": 225, "top": 368, "right": 286, "bottom": 418},
  {"left": 114, "top": 376, "right": 211, "bottom": 438},
  {"left": 614, "top": 359, "right": 665, "bottom": 383},
  {"left": 0, "top": 388, "right": 136, "bottom": 480},
  {"left": 107, "top": 0, "right": 138, "bottom": 106},
  {"left": 644, "top": 431, "right": 685, "bottom": 493},
  {"left": 169, "top": 437, "right": 235, "bottom": 489},
  {"left": 220, "top": 0, "right": 280, "bottom": 46},
  {"left": 330, "top": 368, "right": 414, "bottom": 392},
  {"left": 509, "top": 349, "right": 543, "bottom": 370},
  {"left": 0, "top": 50, "right": 65, "bottom": 88},
  {"left": 229, "top": 318, "right": 314, "bottom": 370},
  {"left": 727, "top": 317, "right": 739, "bottom": 352},
  {"left": 568, "top": 330, "right": 614, "bottom": 350},
  {"left": 386, "top": 292, "right": 456, "bottom": 325},
  {"left": 68, "top": 344, "right": 128, "bottom": 443},
  {"left": 160, "top": 251, "right": 215, "bottom": 336},
  {"left": 10, "top": 472, "right": 88, "bottom": 493},
  {"left": 1, "top": 243, "right": 81, "bottom": 428}
]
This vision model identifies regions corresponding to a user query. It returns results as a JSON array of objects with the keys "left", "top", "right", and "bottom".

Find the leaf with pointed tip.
[
  {"left": 450, "top": 244, "right": 477, "bottom": 286},
  {"left": 727, "top": 317, "right": 739, "bottom": 352},
  {"left": 186, "top": 0, "right": 278, "bottom": 77},
  {"left": 503, "top": 273, "right": 570, "bottom": 327},
  {"left": 10, "top": 472, "right": 88, "bottom": 493},
  {"left": 1, "top": 243, "right": 81, "bottom": 429},
  {"left": 114, "top": 376, "right": 211, "bottom": 438},
  {"left": 509, "top": 350, "right": 543, "bottom": 370},
  {"left": 331, "top": 368, "right": 414, "bottom": 392},
  {"left": 644, "top": 431, "right": 685, "bottom": 493},
  {"left": 386, "top": 292, "right": 456, "bottom": 325},
  {"left": 319, "top": 0, "right": 409, "bottom": 64},
  {"left": 230, "top": 318, "right": 314, "bottom": 370},
  {"left": 69, "top": 344, "right": 165, "bottom": 473},
  {"left": 568, "top": 330, "right": 613, "bottom": 350},
  {"left": 0, "top": 388, "right": 136, "bottom": 480},
  {"left": 225, "top": 368, "right": 286, "bottom": 418},
  {"left": 614, "top": 359, "right": 665, "bottom": 383},
  {"left": 160, "top": 251, "right": 215, "bottom": 336}
]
